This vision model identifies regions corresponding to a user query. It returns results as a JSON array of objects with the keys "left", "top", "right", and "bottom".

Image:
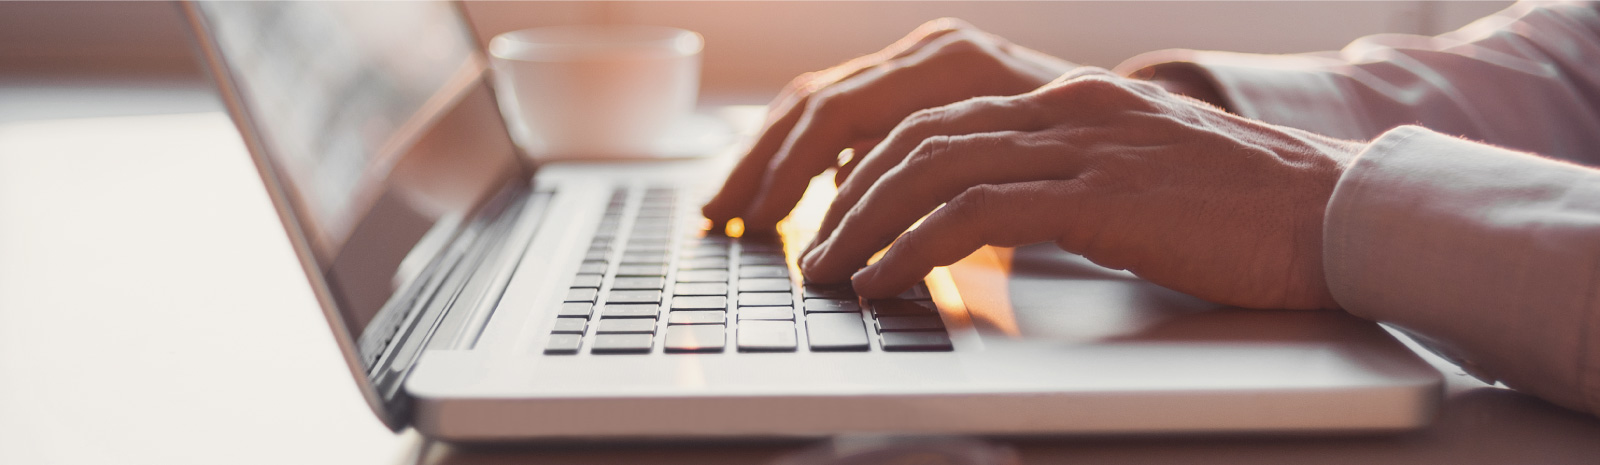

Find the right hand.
[{"left": 700, "top": 18, "right": 1074, "bottom": 234}]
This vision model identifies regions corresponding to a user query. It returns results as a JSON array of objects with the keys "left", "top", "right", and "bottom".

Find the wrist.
[{"left": 1129, "top": 63, "right": 1232, "bottom": 113}]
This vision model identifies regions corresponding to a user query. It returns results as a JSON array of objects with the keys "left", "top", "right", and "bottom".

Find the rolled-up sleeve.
[
  {"left": 1328, "top": 125, "right": 1600, "bottom": 416},
  {"left": 1116, "top": 1, "right": 1600, "bottom": 416}
]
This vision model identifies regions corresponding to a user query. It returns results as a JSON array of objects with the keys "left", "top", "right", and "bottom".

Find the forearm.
[{"left": 1327, "top": 125, "right": 1600, "bottom": 416}]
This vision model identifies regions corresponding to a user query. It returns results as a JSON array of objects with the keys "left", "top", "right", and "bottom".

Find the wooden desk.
[{"left": 2, "top": 75, "right": 1596, "bottom": 465}]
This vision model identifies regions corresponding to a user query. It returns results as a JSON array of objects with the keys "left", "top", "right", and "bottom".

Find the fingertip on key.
[
  {"left": 849, "top": 265, "right": 886, "bottom": 297},
  {"left": 700, "top": 200, "right": 735, "bottom": 223}
]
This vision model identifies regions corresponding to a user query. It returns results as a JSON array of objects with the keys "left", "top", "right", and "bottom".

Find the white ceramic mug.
[{"left": 490, "top": 25, "right": 703, "bottom": 159}]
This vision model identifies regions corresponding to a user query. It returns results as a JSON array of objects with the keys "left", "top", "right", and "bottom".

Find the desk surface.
[{"left": 3, "top": 74, "right": 1598, "bottom": 465}]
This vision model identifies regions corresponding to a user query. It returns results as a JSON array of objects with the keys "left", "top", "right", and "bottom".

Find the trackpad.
[{"left": 947, "top": 243, "right": 1380, "bottom": 345}]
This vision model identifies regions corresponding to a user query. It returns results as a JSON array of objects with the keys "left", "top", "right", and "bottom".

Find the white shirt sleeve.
[
  {"left": 1117, "top": 1, "right": 1600, "bottom": 166},
  {"left": 1116, "top": 1, "right": 1600, "bottom": 416},
  {"left": 1331, "top": 126, "right": 1600, "bottom": 417}
]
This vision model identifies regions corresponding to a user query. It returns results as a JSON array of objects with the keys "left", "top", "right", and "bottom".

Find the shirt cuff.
[
  {"left": 1116, "top": 49, "right": 1376, "bottom": 141},
  {"left": 1323, "top": 125, "right": 1600, "bottom": 416}
]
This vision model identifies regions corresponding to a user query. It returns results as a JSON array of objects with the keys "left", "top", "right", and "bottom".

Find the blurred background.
[{"left": 2, "top": 1, "right": 1514, "bottom": 103}]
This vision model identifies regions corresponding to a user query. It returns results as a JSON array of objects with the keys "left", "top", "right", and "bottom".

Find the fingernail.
[
  {"left": 800, "top": 238, "right": 827, "bottom": 272},
  {"left": 851, "top": 265, "right": 879, "bottom": 292}
]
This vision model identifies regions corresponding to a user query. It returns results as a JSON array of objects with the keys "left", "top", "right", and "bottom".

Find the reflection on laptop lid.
[{"left": 186, "top": 0, "right": 528, "bottom": 428}]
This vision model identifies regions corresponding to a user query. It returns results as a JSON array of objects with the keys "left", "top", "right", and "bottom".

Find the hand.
[
  {"left": 700, "top": 18, "right": 1074, "bottom": 233},
  {"left": 799, "top": 68, "right": 1364, "bottom": 310}
]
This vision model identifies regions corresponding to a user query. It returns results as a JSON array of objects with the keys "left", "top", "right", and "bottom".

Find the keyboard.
[{"left": 544, "top": 186, "right": 954, "bottom": 355}]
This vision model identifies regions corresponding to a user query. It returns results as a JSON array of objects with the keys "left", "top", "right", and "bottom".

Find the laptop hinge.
[{"left": 363, "top": 184, "right": 549, "bottom": 427}]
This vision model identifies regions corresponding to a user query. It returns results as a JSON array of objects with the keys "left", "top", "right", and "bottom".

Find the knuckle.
[
  {"left": 901, "top": 106, "right": 950, "bottom": 130},
  {"left": 802, "top": 88, "right": 849, "bottom": 121},
  {"left": 948, "top": 184, "right": 1002, "bottom": 219},
  {"left": 900, "top": 135, "right": 952, "bottom": 174},
  {"left": 1067, "top": 75, "right": 1125, "bottom": 96},
  {"left": 932, "top": 32, "right": 986, "bottom": 54},
  {"left": 784, "top": 71, "right": 821, "bottom": 95},
  {"left": 919, "top": 17, "right": 978, "bottom": 37},
  {"left": 1040, "top": 72, "right": 1152, "bottom": 110},
  {"left": 926, "top": 32, "right": 1004, "bottom": 64}
]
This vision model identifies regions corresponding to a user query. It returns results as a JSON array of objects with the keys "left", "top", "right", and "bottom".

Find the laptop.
[{"left": 181, "top": 1, "right": 1442, "bottom": 441}]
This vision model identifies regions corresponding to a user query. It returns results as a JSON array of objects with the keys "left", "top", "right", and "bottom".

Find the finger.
[
  {"left": 738, "top": 28, "right": 1029, "bottom": 231},
  {"left": 802, "top": 95, "right": 1043, "bottom": 258},
  {"left": 802, "top": 130, "right": 1090, "bottom": 282},
  {"left": 701, "top": 20, "right": 972, "bottom": 223},
  {"left": 850, "top": 180, "right": 1093, "bottom": 297},
  {"left": 833, "top": 136, "right": 883, "bottom": 187},
  {"left": 700, "top": 94, "right": 807, "bottom": 224}
]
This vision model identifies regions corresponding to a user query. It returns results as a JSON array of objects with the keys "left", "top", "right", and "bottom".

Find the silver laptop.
[{"left": 182, "top": 1, "right": 1442, "bottom": 441}]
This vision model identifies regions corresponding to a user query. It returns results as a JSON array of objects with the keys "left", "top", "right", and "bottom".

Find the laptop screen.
[{"left": 194, "top": 1, "right": 525, "bottom": 368}]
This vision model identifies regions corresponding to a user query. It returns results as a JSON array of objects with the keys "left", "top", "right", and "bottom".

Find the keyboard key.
[
  {"left": 564, "top": 288, "right": 598, "bottom": 303},
  {"left": 592, "top": 333, "right": 654, "bottom": 354},
  {"left": 583, "top": 249, "right": 609, "bottom": 261},
  {"left": 739, "top": 278, "right": 791, "bottom": 292},
  {"left": 804, "top": 299, "right": 861, "bottom": 313},
  {"left": 897, "top": 283, "right": 934, "bottom": 300},
  {"left": 739, "top": 292, "right": 792, "bottom": 307},
  {"left": 737, "top": 320, "right": 797, "bottom": 352},
  {"left": 740, "top": 241, "right": 783, "bottom": 253},
  {"left": 687, "top": 235, "right": 731, "bottom": 246},
  {"left": 803, "top": 283, "right": 856, "bottom": 300},
  {"left": 606, "top": 290, "right": 662, "bottom": 304},
  {"left": 869, "top": 299, "right": 938, "bottom": 317},
  {"left": 612, "top": 277, "right": 666, "bottom": 290},
  {"left": 737, "top": 307, "right": 794, "bottom": 320},
  {"left": 806, "top": 313, "right": 870, "bottom": 351},
  {"left": 551, "top": 317, "right": 588, "bottom": 334},
  {"left": 876, "top": 315, "right": 945, "bottom": 332},
  {"left": 637, "top": 210, "right": 674, "bottom": 220},
  {"left": 739, "top": 254, "right": 787, "bottom": 266},
  {"left": 678, "top": 270, "right": 729, "bottom": 283},
  {"left": 668, "top": 310, "right": 727, "bottom": 325},
  {"left": 672, "top": 282, "right": 728, "bottom": 296},
  {"left": 630, "top": 230, "right": 673, "bottom": 241},
  {"left": 680, "top": 257, "right": 731, "bottom": 270},
  {"left": 621, "top": 252, "right": 669, "bottom": 264},
  {"left": 739, "top": 266, "right": 788, "bottom": 279},
  {"left": 558, "top": 302, "right": 593, "bottom": 318},
  {"left": 681, "top": 245, "right": 729, "bottom": 258},
  {"left": 617, "top": 264, "right": 669, "bottom": 276},
  {"left": 600, "top": 304, "right": 660, "bottom": 318},
  {"left": 625, "top": 243, "right": 670, "bottom": 253},
  {"left": 544, "top": 334, "right": 582, "bottom": 354},
  {"left": 577, "top": 261, "right": 607, "bottom": 274},
  {"left": 570, "top": 274, "right": 603, "bottom": 289},
  {"left": 596, "top": 318, "right": 657, "bottom": 333},
  {"left": 633, "top": 219, "right": 673, "bottom": 228},
  {"left": 880, "top": 331, "right": 953, "bottom": 351},
  {"left": 671, "top": 295, "right": 727, "bottom": 310},
  {"left": 665, "top": 325, "right": 726, "bottom": 353}
]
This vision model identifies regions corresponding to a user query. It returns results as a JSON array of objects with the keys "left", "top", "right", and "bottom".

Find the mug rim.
[{"left": 489, "top": 25, "right": 703, "bottom": 63}]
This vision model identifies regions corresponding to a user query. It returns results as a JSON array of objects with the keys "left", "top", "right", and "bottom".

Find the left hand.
[{"left": 799, "top": 68, "right": 1364, "bottom": 310}]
